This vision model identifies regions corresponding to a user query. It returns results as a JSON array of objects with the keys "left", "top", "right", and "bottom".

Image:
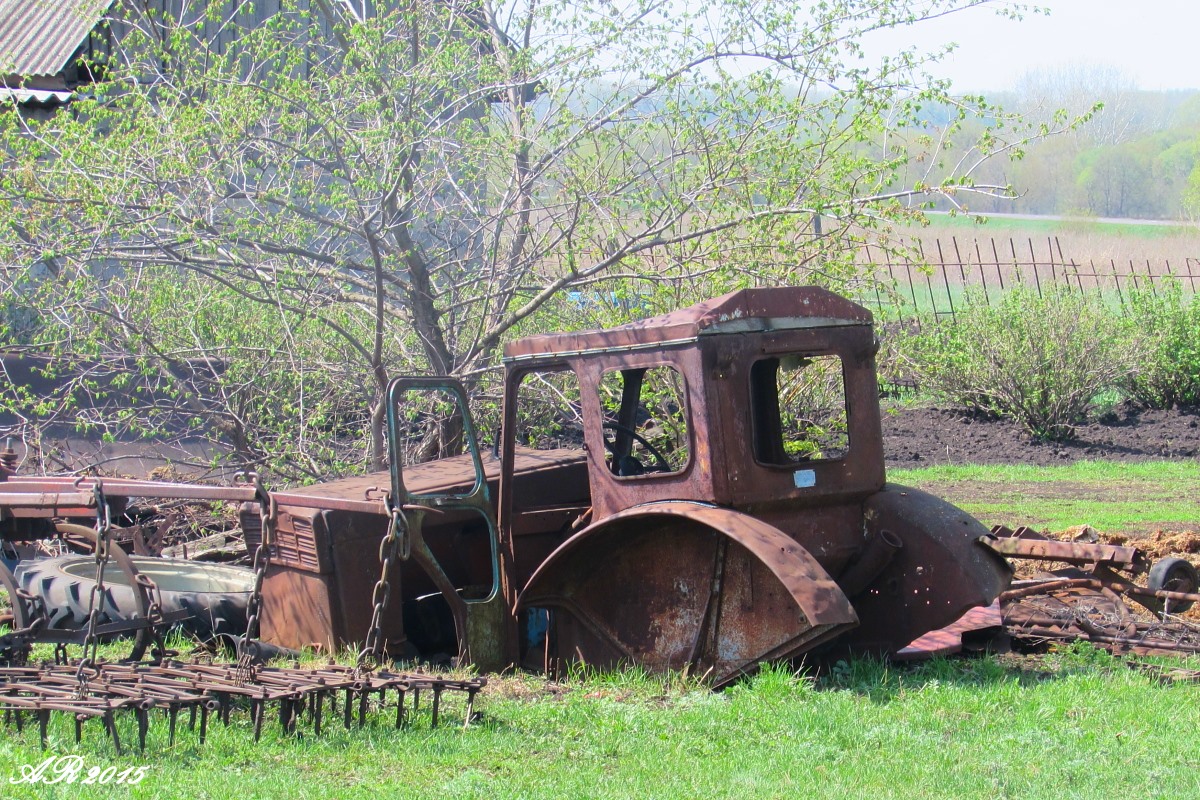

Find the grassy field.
[
  {"left": 891, "top": 460, "right": 1200, "bottom": 535},
  {"left": 3, "top": 457, "right": 1199, "bottom": 799},
  {"left": 2, "top": 651, "right": 1198, "bottom": 800}
]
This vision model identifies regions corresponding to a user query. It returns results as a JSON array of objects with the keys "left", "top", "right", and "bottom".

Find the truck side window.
[
  {"left": 515, "top": 368, "right": 584, "bottom": 452},
  {"left": 750, "top": 354, "right": 849, "bottom": 464},
  {"left": 597, "top": 365, "right": 690, "bottom": 477}
]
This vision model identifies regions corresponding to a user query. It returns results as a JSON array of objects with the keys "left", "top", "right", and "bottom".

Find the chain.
[
  {"left": 136, "top": 569, "right": 175, "bottom": 661},
  {"left": 75, "top": 482, "right": 112, "bottom": 695},
  {"left": 358, "top": 500, "right": 410, "bottom": 673},
  {"left": 238, "top": 473, "right": 275, "bottom": 678}
]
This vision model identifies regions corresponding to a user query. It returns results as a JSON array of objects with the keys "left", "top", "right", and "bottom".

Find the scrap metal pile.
[
  {"left": 985, "top": 525, "right": 1200, "bottom": 656},
  {"left": 2, "top": 288, "right": 1198, "bottom": 752},
  {"left": 903, "top": 527, "right": 1200, "bottom": 659},
  {"left": 0, "top": 469, "right": 484, "bottom": 752},
  {"left": 2, "top": 470, "right": 1198, "bottom": 752}
]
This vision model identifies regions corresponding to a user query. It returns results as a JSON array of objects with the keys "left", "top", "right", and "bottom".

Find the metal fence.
[{"left": 859, "top": 236, "right": 1200, "bottom": 324}]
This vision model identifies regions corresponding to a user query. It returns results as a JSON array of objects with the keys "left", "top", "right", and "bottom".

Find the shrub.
[
  {"left": 1123, "top": 281, "right": 1200, "bottom": 408},
  {"left": 903, "top": 287, "right": 1139, "bottom": 441}
]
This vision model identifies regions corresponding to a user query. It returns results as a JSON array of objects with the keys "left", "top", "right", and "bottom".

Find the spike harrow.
[{"left": 0, "top": 658, "right": 485, "bottom": 752}]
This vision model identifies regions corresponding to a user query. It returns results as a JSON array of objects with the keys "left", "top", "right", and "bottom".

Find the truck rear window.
[{"left": 750, "top": 354, "right": 849, "bottom": 464}]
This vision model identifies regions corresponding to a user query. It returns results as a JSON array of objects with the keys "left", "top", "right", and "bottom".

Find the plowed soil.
[{"left": 881, "top": 403, "right": 1200, "bottom": 469}]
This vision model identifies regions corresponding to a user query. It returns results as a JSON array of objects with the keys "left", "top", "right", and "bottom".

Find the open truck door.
[{"left": 386, "top": 377, "right": 515, "bottom": 671}]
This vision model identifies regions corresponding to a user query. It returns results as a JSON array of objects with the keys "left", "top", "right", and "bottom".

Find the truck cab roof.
[{"left": 504, "top": 286, "right": 873, "bottom": 362}]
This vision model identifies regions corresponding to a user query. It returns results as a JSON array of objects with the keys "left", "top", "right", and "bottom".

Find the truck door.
[{"left": 386, "top": 377, "right": 512, "bottom": 671}]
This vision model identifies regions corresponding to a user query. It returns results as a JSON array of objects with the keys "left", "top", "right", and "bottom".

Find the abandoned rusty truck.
[
  {"left": 239, "top": 286, "right": 1010, "bottom": 685},
  {"left": 2, "top": 287, "right": 1013, "bottom": 686}
]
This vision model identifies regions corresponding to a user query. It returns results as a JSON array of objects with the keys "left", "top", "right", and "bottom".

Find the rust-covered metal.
[
  {"left": 0, "top": 659, "right": 485, "bottom": 751},
  {"left": 841, "top": 485, "right": 1013, "bottom": 654},
  {"left": 984, "top": 532, "right": 1142, "bottom": 569},
  {"left": 253, "top": 287, "right": 1013, "bottom": 676},
  {"left": 980, "top": 526, "right": 1200, "bottom": 656},
  {"left": 2, "top": 286, "right": 1021, "bottom": 705},
  {"left": 520, "top": 502, "right": 858, "bottom": 687},
  {"left": 505, "top": 287, "right": 874, "bottom": 361},
  {"left": 501, "top": 287, "right": 1011, "bottom": 675},
  {"left": 999, "top": 577, "right": 1200, "bottom": 656}
]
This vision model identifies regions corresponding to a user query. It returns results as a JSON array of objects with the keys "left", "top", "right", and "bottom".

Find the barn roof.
[{"left": 0, "top": 0, "right": 112, "bottom": 80}]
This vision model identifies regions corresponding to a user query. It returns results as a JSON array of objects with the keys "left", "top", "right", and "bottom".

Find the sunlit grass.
[
  {"left": 3, "top": 458, "right": 1200, "bottom": 798},
  {"left": 891, "top": 459, "right": 1200, "bottom": 533},
  {"left": 2, "top": 653, "right": 1198, "bottom": 800}
]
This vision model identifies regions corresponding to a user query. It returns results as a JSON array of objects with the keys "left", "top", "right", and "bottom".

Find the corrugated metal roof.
[
  {"left": 0, "top": 0, "right": 114, "bottom": 79},
  {"left": 0, "top": 86, "right": 73, "bottom": 104}
]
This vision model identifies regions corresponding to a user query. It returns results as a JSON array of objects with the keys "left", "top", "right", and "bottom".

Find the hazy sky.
[{"left": 860, "top": 0, "right": 1199, "bottom": 92}]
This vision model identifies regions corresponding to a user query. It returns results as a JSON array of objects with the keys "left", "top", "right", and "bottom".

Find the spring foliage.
[
  {"left": 903, "top": 287, "right": 1143, "bottom": 440},
  {"left": 0, "top": 0, "right": 1069, "bottom": 478}
]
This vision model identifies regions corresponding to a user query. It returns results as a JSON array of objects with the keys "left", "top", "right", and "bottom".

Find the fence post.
[
  {"left": 935, "top": 239, "right": 956, "bottom": 323},
  {"left": 977, "top": 238, "right": 990, "bottom": 302},
  {"left": 1028, "top": 238, "right": 1042, "bottom": 297},
  {"left": 1112, "top": 259, "right": 1126, "bottom": 312}
]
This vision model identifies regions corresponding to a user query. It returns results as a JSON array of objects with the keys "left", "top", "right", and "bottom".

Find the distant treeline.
[{"left": 947, "top": 79, "right": 1200, "bottom": 221}]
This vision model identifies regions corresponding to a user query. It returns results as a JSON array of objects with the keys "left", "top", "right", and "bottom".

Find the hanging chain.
[
  {"left": 358, "top": 498, "right": 411, "bottom": 673},
  {"left": 238, "top": 473, "right": 275, "bottom": 676},
  {"left": 136, "top": 567, "right": 172, "bottom": 661},
  {"left": 75, "top": 482, "right": 112, "bottom": 695}
]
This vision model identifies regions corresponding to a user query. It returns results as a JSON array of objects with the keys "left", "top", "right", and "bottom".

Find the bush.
[
  {"left": 1123, "top": 281, "right": 1200, "bottom": 408},
  {"left": 903, "top": 287, "right": 1139, "bottom": 441}
]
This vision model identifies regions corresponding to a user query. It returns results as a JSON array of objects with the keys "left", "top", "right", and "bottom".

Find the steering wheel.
[{"left": 602, "top": 421, "right": 673, "bottom": 474}]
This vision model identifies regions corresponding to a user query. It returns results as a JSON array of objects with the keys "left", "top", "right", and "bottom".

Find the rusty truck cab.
[
  {"left": 501, "top": 287, "right": 884, "bottom": 579},
  {"left": 509, "top": 288, "right": 1008, "bottom": 680}
]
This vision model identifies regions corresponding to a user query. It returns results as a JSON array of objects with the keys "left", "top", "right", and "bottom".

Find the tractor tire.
[{"left": 15, "top": 555, "right": 255, "bottom": 642}]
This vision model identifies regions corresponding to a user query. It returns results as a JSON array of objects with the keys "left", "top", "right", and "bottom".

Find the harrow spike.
[
  {"left": 168, "top": 705, "right": 179, "bottom": 747},
  {"left": 104, "top": 711, "right": 122, "bottom": 755},
  {"left": 252, "top": 700, "right": 264, "bottom": 742}
]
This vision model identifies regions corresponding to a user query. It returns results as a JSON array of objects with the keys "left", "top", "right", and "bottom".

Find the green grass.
[
  {"left": 918, "top": 214, "right": 1199, "bottom": 239},
  {"left": 891, "top": 459, "right": 1200, "bottom": 534},
  {"left": 2, "top": 652, "right": 1198, "bottom": 800}
]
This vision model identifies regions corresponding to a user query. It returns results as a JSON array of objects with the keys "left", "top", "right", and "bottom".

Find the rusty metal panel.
[
  {"left": 504, "top": 287, "right": 872, "bottom": 360},
  {"left": 260, "top": 568, "right": 342, "bottom": 652},
  {"left": 519, "top": 503, "right": 857, "bottom": 686},
  {"left": 271, "top": 509, "right": 324, "bottom": 572},
  {"left": 983, "top": 536, "right": 1140, "bottom": 567},
  {"left": 261, "top": 512, "right": 404, "bottom": 653},
  {"left": 570, "top": 347, "right": 716, "bottom": 521},
  {"left": 271, "top": 448, "right": 586, "bottom": 509},
  {"left": 260, "top": 447, "right": 591, "bottom": 655},
  {"left": 703, "top": 325, "right": 886, "bottom": 509},
  {"left": 894, "top": 603, "right": 1004, "bottom": 660},
  {"left": 841, "top": 484, "right": 1013, "bottom": 655}
]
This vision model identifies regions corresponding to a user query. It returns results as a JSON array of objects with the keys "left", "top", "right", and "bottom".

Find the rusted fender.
[
  {"left": 838, "top": 484, "right": 1013, "bottom": 655},
  {"left": 519, "top": 502, "right": 857, "bottom": 685}
]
